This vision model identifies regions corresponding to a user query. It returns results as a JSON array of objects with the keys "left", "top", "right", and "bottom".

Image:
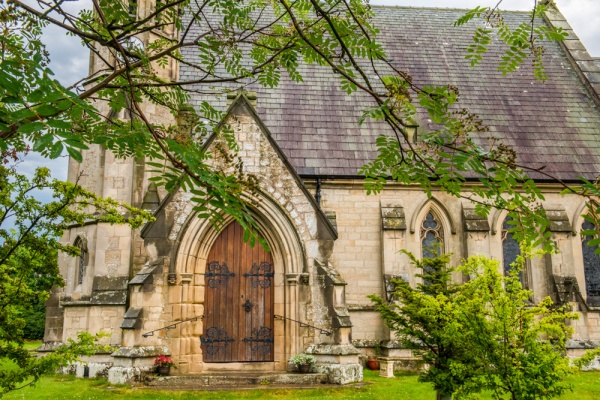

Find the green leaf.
[
  {"left": 66, "top": 146, "right": 83, "bottom": 163},
  {"left": 50, "top": 141, "right": 64, "bottom": 159},
  {"left": 33, "top": 134, "right": 54, "bottom": 151}
]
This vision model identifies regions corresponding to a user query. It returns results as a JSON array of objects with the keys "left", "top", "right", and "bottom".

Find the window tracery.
[
  {"left": 501, "top": 218, "right": 524, "bottom": 285},
  {"left": 421, "top": 211, "right": 444, "bottom": 259}
]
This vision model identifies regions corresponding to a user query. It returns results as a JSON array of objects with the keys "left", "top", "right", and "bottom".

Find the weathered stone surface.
[
  {"left": 120, "top": 307, "right": 143, "bottom": 330},
  {"left": 90, "top": 290, "right": 127, "bottom": 305},
  {"left": 462, "top": 207, "right": 490, "bottom": 232},
  {"left": 111, "top": 345, "right": 170, "bottom": 358},
  {"left": 73, "top": 361, "right": 112, "bottom": 378},
  {"left": 144, "top": 372, "right": 328, "bottom": 388},
  {"left": 546, "top": 206, "right": 573, "bottom": 233},
  {"left": 381, "top": 206, "right": 407, "bottom": 231},
  {"left": 37, "top": 341, "right": 64, "bottom": 352},
  {"left": 313, "top": 363, "right": 363, "bottom": 384},
  {"left": 305, "top": 344, "right": 360, "bottom": 356},
  {"left": 129, "top": 258, "right": 163, "bottom": 285},
  {"left": 142, "top": 182, "right": 160, "bottom": 211},
  {"left": 108, "top": 366, "right": 150, "bottom": 385}
]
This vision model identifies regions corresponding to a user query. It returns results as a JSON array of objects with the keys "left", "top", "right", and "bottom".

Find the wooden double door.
[{"left": 201, "top": 221, "right": 274, "bottom": 362}]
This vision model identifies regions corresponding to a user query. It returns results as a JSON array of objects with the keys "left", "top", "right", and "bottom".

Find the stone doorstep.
[{"left": 144, "top": 372, "right": 328, "bottom": 389}]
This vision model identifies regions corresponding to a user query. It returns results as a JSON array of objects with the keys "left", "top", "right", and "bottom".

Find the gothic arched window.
[
  {"left": 74, "top": 237, "right": 87, "bottom": 286},
  {"left": 502, "top": 218, "right": 523, "bottom": 284},
  {"left": 421, "top": 211, "right": 444, "bottom": 259},
  {"left": 581, "top": 220, "right": 600, "bottom": 299}
]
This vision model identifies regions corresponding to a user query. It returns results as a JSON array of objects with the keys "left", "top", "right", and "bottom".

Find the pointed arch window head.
[
  {"left": 421, "top": 211, "right": 444, "bottom": 259},
  {"left": 581, "top": 220, "right": 600, "bottom": 299},
  {"left": 74, "top": 238, "right": 87, "bottom": 286}
]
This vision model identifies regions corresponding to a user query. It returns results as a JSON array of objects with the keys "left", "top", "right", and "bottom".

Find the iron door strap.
[
  {"left": 243, "top": 261, "right": 274, "bottom": 288},
  {"left": 200, "top": 327, "right": 235, "bottom": 355},
  {"left": 242, "top": 326, "right": 274, "bottom": 355},
  {"left": 204, "top": 261, "right": 235, "bottom": 288}
]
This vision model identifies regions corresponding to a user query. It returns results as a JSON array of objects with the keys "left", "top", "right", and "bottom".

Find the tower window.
[{"left": 75, "top": 238, "right": 87, "bottom": 285}]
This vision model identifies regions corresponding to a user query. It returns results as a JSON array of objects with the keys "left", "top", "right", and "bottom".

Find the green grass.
[
  {"left": 2, "top": 369, "right": 600, "bottom": 399},
  {"left": 23, "top": 341, "right": 43, "bottom": 351}
]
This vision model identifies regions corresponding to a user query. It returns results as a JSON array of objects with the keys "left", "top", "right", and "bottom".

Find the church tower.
[{"left": 43, "top": 0, "right": 179, "bottom": 350}]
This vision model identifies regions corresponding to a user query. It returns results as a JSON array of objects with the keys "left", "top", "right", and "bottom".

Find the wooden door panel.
[{"left": 201, "top": 221, "right": 273, "bottom": 362}]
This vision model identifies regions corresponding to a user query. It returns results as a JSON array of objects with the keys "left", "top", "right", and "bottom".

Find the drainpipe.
[{"left": 315, "top": 178, "right": 322, "bottom": 207}]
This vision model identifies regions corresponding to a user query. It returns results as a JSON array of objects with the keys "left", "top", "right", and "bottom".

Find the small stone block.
[
  {"left": 381, "top": 206, "right": 407, "bottom": 230},
  {"left": 123, "top": 307, "right": 142, "bottom": 319},
  {"left": 120, "top": 319, "right": 137, "bottom": 329},
  {"left": 462, "top": 207, "right": 490, "bottom": 232},
  {"left": 380, "top": 359, "right": 395, "bottom": 378}
]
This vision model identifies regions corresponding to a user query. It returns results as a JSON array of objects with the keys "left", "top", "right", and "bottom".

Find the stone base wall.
[{"left": 62, "top": 305, "right": 125, "bottom": 346}]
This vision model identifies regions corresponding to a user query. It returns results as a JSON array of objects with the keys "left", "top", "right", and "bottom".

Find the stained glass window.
[
  {"left": 581, "top": 220, "right": 600, "bottom": 298},
  {"left": 502, "top": 218, "right": 523, "bottom": 283},
  {"left": 75, "top": 238, "right": 86, "bottom": 285},
  {"left": 421, "top": 211, "right": 443, "bottom": 259}
]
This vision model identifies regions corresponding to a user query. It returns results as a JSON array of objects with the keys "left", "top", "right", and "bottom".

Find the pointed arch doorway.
[{"left": 201, "top": 221, "right": 274, "bottom": 362}]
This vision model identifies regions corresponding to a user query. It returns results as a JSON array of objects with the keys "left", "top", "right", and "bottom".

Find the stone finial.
[
  {"left": 227, "top": 88, "right": 257, "bottom": 107},
  {"left": 539, "top": 0, "right": 557, "bottom": 8}
]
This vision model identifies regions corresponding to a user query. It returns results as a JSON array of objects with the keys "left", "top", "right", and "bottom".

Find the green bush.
[{"left": 19, "top": 302, "right": 46, "bottom": 341}]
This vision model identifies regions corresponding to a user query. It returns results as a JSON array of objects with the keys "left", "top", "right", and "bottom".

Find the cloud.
[
  {"left": 372, "top": 0, "right": 599, "bottom": 56},
  {"left": 556, "top": 0, "right": 600, "bottom": 56}
]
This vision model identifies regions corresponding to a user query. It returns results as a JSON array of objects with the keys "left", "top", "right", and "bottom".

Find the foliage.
[
  {"left": 19, "top": 303, "right": 46, "bottom": 341},
  {"left": 153, "top": 355, "right": 176, "bottom": 368},
  {"left": 0, "top": 0, "right": 594, "bottom": 394},
  {"left": 1, "top": 331, "right": 111, "bottom": 396},
  {"left": 289, "top": 353, "right": 316, "bottom": 366},
  {"left": 0, "top": 163, "right": 152, "bottom": 395},
  {"left": 370, "top": 253, "right": 577, "bottom": 400},
  {"left": 0, "top": 0, "right": 584, "bottom": 251}
]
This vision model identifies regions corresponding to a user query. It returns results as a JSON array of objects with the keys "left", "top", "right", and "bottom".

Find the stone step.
[{"left": 144, "top": 372, "right": 329, "bottom": 390}]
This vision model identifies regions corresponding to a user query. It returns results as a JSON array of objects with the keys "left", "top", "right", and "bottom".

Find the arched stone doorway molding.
[{"left": 171, "top": 191, "right": 307, "bottom": 373}]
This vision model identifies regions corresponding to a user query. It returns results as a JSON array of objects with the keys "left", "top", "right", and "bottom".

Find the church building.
[{"left": 43, "top": 2, "right": 600, "bottom": 384}]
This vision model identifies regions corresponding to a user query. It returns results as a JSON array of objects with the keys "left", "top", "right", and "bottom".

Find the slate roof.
[{"left": 180, "top": 6, "right": 600, "bottom": 180}]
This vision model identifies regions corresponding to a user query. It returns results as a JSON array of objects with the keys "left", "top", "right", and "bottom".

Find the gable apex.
[{"left": 215, "top": 89, "right": 339, "bottom": 241}]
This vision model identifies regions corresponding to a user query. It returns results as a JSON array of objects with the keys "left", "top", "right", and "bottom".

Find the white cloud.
[
  {"left": 371, "top": 0, "right": 599, "bottom": 56},
  {"left": 555, "top": 0, "right": 600, "bottom": 56}
]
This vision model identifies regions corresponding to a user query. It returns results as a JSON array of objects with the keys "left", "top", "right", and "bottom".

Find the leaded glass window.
[
  {"left": 502, "top": 218, "right": 522, "bottom": 283},
  {"left": 581, "top": 220, "right": 600, "bottom": 298},
  {"left": 75, "top": 238, "right": 86, "bottom": 285},
  {"left": 421, "top": 211, "right": 444, "bottom": 259}
]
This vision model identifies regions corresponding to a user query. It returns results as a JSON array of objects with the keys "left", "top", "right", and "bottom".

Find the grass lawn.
[{"left": 3, "top": 368, "right": 600, "bottom": 399}]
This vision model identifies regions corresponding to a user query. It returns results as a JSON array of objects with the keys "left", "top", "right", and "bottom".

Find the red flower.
[{"left": 154, "top": 354, "right": 174, "bottom": 367}]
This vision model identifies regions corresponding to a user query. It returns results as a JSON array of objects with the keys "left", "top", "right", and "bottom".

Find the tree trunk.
[{"left": 436, "top": 392, "right": 452, "bottom": 400}]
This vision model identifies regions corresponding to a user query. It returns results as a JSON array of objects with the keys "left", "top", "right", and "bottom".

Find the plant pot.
[
  {"left": 157, "top": 365, "right": 171, "bottom": 376},
  {"left": 366, "top": 358, "right": 380, "bottom": 371},
  {"left": 298, "top": 363, "right": 311, "bottom": 373}
]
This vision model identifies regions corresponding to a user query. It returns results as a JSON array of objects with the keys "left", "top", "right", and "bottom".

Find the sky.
[{"left": 27, "top": 0, "right": 600, "bottom": 181}]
